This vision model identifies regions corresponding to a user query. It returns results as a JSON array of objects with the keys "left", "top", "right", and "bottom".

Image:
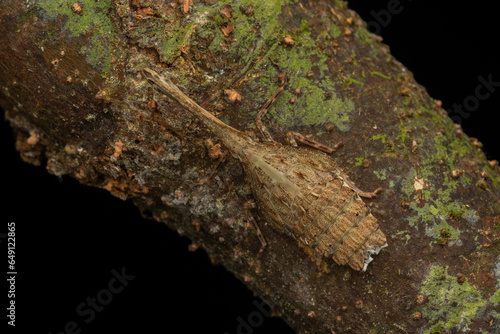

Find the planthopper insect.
[{"left": 142, "top": 68, "right": 387, "bottom": 271}]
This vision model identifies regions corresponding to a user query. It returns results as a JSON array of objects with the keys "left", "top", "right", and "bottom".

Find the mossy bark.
[{"left": 2, "top": 0, "right": 500, "bottom": 333}]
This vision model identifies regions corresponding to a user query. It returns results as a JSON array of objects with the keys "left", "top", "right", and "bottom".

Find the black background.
[{"left": 2, "top": 1, "right": 499, "bottom": 333}]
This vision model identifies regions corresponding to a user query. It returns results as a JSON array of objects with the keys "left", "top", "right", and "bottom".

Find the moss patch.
[
  {"left": 127, "top": 0, "right": 355, "bottom": 130},
  {"left": 251, "top": 20, "right": 355, "bottom": 130},
  {"left": 202, "top": 0, "right": 356, "bottom": 130},
  {"left": 373, "top": 169, "right": 387, "bottom": 181},
  {"left": 421, "top": 265, "right": 487, "bottom": 333},
  {"left": 425, "top": 219, "right": 461, "bottom": 246},
  {"left": 491, "top": 289, "right": 500, "bottom": 306},
  {"left": 36, "top": 0, "right": 119, "bottom": 74},
  {"left": 397, "top": 108, "right": 481, "bottom": 231},
  {"left": 258, "top": 72, "right": 355, "bottom": 130},
  {"left": 127, "top": 4, "right": 211, "bottom": 64}
]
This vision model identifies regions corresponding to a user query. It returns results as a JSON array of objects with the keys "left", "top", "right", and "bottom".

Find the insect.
[{"left": 142, "top": 68, "right": 387, "bottom": 271}]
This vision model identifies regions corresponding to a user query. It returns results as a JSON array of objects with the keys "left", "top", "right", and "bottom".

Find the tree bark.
[{"left": 2, "top": 1, "right": 500, "bottom": 333}]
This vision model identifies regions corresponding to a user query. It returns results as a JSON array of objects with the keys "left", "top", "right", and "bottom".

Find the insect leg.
[
  {"left": 286, "top": 131, "right": 343, "bottom": 154},
  {"left": 192, "top": 151, "right": 228, "bottom": 186},
  {"left": 244, "top": 200, "right": 267, "bottom": 257},
  {"left": 342, "top": 176, "right": 383, "bottom": 199},
  {"left": 255, "top": 75, "right": 286, "bottom": 142}
]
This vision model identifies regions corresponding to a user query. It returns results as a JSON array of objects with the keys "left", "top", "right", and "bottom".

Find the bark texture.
[{"left": 2, "top": 1, "right": 500, "bottom": 333}]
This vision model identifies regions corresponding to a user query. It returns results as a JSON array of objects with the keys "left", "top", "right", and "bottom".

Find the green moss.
[
  {"left": 299, "top": 19, "right": 310, "bottom": 32},
  {"left": 446, "top": 202, "right": 464, "bottom": 220},
  {"left": 491, "top": 289, "right": 500, "bottom": 306},
  {"left": 425, "top": 322, "right": 445, "bottom": 334},
  {"left": 425, "top": 219, "right": 461, "bottom": 246},
  {"left": 64, "top": 144, "right": 75, "bottom": 154},
  {"left": 37, "top": 0, "right": 114, "bottom": 36},
  {"left": 371, "top": 134, "right": 396, "bottom": 151},
  {"left": 402, "top": 169, "right": 478, "bottom": 229},
  {"left": 423, "top": 134, "right": 458, "bottom": 172},
  {"left": 373, "top": 169, "right": 387, "bottom": 181},
  {"left": 347, "top": 76, "right": 363, "bottom": 86},
  {"left": 371, "top": 134, "right": 386, "bottom": 144},
  {"left": 334, "top": 1, "right": 345, "bottom": 9},
  {"left": 158, "top": 23, "right": 197, "bottom": 64},
  {"left": 421, "top": 265, "right": 487, "bottom": 333},
  {"left": 251, "top": 21, "right": 355, "bottom": 130},
  {"left": 401, "top": 164, "right": 478, "bottom": 229},
  {"left": 407, "top": 201, "right": 436, "bottom": 227},
  {"left": 401, "top": 175, "right": 415, "bottom": 197},
  {"left": 370, "top": 71, "right": 391, "bottom": 80},
  {"left": 397, "top": 106, "right": 485, "bottom": 230},
  {"left": 485, "top": 165, "right": 500, "bottom": 187},
  {"left": 122, "top": 0, "right": 355, "bottom": 130},
  {"left": 395, "top": 121, "right": 409, "bottom": 143},
  {"left": 392, "top": 230, "right": 411, "bottom": 244},
  {"left": 209, "top": 0, "right": 288, "bottom": 66},
  {"left": 355, "top": 157, "right": 365, "bottom": 167},
  {"left": 418, "top": 108, "right": 476, "bottom": 168},
  {"left": 37, "top": 0, "right": 118, "bottom": 73},
  {"left": 263, "top": 82, "right": 354, "bottom": 129},
  {"left": 321, "top": 15, "right": 341, "bottom": 39},
  {"left": 354, "top": 24, "right": 379, "bottom": 48},
  {"left": 127, "top": 4, "right": 211, "bottom": 64},
  {"left": 196, "top": 0, "right": 355, "bottom": 130}
]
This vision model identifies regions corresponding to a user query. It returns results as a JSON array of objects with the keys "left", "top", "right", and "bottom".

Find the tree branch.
[{"left": 2, "top": 1, "right": 500, "bottom": 333}]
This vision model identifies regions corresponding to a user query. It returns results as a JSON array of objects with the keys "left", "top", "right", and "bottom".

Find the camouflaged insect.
[{"left": 143, "top": 68, "right": 387, "bottom": 271}]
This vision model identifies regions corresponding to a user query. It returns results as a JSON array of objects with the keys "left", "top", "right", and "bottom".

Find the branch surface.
[{"left": 1, "top": 1, "right": 500, "bottom": 333}]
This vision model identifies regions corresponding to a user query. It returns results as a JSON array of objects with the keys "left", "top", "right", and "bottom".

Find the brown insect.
[{"left": 142, "top": 68, "right": 387, "bottom": 271}]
